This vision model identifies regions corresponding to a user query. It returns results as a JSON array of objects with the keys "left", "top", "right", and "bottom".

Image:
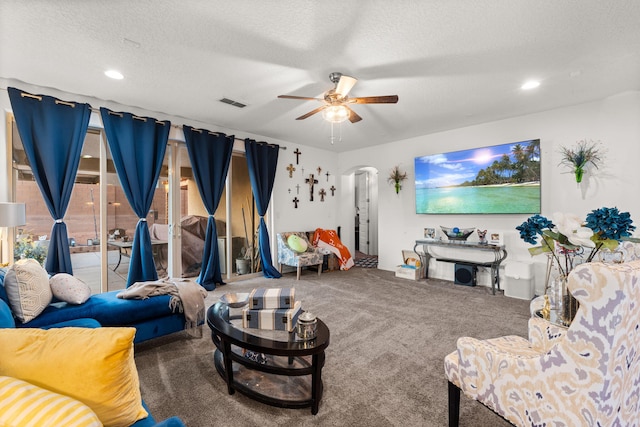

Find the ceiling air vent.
[{"left": 219, "top": 98, "right": 247, "bottom": 108}]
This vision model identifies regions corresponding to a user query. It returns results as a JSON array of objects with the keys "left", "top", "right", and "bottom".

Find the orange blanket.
[{"left": 312, "top": 228, "right": 354, "bottom": 271}]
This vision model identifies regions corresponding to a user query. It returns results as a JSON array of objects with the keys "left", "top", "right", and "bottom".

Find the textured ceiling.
[{"left": 2, "top": 1, "right": 640, "bottom": 152}]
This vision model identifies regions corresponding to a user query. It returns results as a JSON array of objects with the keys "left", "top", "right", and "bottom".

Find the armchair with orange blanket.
[{"left": 311, "top": 228, "right": 354, "bottom": 271}]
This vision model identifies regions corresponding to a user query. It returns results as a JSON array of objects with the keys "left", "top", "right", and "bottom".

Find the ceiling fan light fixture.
[
  {"left": 322, "top": 105, "right": 349, "bottom": 123},
  {"left": 104, "top": 69, "right": 124, "bottom": 80},
  {"left": 521, "top": 80, "right": 540, "bottom": 90}
]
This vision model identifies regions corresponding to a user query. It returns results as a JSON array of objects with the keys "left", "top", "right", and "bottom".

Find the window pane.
[
  {"left": 12, "top": 125, "right": 105, "bottom": 294},
  {"left": 231, "top": 154, "right": 261, "bottom": 275},
  {"left": 106, "top": 148, "right": 169, "bottom": 291}
]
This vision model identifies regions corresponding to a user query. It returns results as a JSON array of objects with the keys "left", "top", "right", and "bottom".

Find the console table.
[{"left": 413, "top": 239, "right": 508, "bottom": 295}]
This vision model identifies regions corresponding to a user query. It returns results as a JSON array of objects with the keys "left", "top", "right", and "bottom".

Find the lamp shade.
[
  {"left": 322, "top": 105, "right": 349, "bottom": 123},
  {"left": 0, "top": 203, "right": 26, "bottom": 227}
]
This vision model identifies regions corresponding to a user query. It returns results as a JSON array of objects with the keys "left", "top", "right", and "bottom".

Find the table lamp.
[{"left": 0, "top": 202, "right": 27, "bottom": 266}]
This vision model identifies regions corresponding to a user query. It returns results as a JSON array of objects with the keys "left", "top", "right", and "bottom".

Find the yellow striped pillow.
[{"left": 0, "top": 376, "right": 102, "bottom": 427}]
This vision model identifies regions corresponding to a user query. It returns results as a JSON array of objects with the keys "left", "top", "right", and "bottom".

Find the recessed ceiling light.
[
  {"left": 105, "top": 70, "right": 124, "bottom": 80},
  {"left": 521, "top": 80, "right": 540, "bottom": 90}
]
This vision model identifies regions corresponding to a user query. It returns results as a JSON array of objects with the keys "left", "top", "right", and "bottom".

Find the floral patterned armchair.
[
  {"left": 618, "top": 240, "right": 640, "bottom": 261},
  {"left": 445, "top": 259, "right": 640, "bottom": 427},
  {"left": 276, "top": 232, "right": 325, "bottom": 280}
]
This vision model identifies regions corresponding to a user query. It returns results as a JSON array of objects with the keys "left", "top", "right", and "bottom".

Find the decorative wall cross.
[
  {"left": 286, "top": 163, "right": 296, "bottom": 178},
  {"left": 288, "top": 188, "right": 291, "bottom": 193},
  {"left": 325, "top": 171, "right": 330, "bottom": 181},
  {"left": 330, "top": 185, "right": 336, "bottom": 196},
  {"left": 292, "top": 197, "right": 299, "bottom": 208},
  {"left": 295, "top": 184, "right": 300, "bottom": 194},
  {"left": 317, "top": 166, "right": 322, "bottom": 175},
  {"left": 319, "top": 188, "right": 327, "bottom": 202},
  {"left": 293, "top": 148, "right": 301, "bottom": 164},
  {"left": 305, "top": 174, "right": 318, "bottom": 201}
]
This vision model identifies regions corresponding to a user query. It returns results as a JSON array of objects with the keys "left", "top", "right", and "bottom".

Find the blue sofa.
[{"left": 0, "top": 268, "right": 186, "bottom": 343}]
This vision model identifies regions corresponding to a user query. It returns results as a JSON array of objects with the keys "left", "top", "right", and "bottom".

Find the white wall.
[
  {"left": 272, "top": 145, "right": 340, "bottom": 234},
  {"left": 338, "top": 91, "right": 640, "bottom": 293}
]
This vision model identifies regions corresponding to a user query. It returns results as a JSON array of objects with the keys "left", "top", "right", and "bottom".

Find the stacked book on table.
[{"left": 241, "top": 287, "right": 301, "bottom": 332}]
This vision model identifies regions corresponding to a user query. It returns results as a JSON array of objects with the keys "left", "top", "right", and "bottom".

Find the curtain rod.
[
  {"left": 21, "top": 92, "right": 76, "bottom": 108},
  {"left": 90, "top": 106, "right": 286, "bottom": 150},
  {"left": 9, "top": 89, "right": 285, "bottom": 150}
]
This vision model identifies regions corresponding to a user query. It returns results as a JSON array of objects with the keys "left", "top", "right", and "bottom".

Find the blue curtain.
[
  {"left": 183, "top": 126, "right": 234, "bottom": 290},
  {"left": 100, "top": 108, "right": 170, "bottom": 286},
  {"left": 244, "top": 139, "right": 281, "bottom": 278},
  {"left": 8, "top": 87, "right": 91, "bottom": 275}
]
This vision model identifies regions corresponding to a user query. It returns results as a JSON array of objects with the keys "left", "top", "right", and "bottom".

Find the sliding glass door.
[
  {"left": 11, "top": 121, "right": 109, "bottom": 293},
  {"left": 9, "top": 114, "right": 261, "bottom": 292},
  {"left": 176, "top": 147, "right": 260, "bottom": 280},
  {"left": 10, "top": 117, "right": 170, "bottom": 293}
]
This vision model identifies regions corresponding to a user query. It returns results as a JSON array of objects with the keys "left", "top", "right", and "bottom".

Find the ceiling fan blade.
[
  {"left": 335, "top": 75, "right": 358, "bottom": 97},
  {"left": 296, "top": 105, "right": 327, "bottom": 120},
  {"left": 349, "top": 95, "right": 399, "bottom": 104},
  {"left": 345, "top": 106, "right": 362, "bottom": 123},
  {"left": 278, "top": 95, "right": 323, "bottom": 101}
]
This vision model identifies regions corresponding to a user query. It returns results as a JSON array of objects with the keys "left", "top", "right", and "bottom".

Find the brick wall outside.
[{"left": 15, "top": 180, "right": 186, "bottom": 245}]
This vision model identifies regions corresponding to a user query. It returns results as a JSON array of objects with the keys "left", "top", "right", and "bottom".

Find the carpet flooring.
[{"left": 134, "top": 268, "right": 529, "bottom": 426}]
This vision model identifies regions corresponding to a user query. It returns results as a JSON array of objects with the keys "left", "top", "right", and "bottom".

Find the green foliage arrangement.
[
  {"left": 559, "top": 140, "right": 603, "bottom": 183},
  {"left": 14, "top": 234, "right": 47, "bottom": 265},
  {"left": 388, "top": 166, "right": 408, "bottom": 194}
]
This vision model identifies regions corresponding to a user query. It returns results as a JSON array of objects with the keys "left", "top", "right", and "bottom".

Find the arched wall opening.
[{"left": 339, "top": 165, "right": 378, "bottom": 259}]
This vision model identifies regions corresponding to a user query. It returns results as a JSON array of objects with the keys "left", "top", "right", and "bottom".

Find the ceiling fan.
[{"left": 278, "top": 72, "right": 399, "bottom": 123}]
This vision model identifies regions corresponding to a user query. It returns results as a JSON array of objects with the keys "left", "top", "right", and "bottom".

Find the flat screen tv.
[{"left": 415, "top": 139, "right": 540, "bottom": 214}]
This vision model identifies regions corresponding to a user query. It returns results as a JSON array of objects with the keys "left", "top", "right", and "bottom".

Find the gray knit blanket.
[{"left": 117, "top": 278, "right": 208, "bottom": 337}]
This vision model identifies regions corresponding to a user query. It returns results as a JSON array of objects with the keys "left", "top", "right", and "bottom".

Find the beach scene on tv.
[{"left": 415, "top": 139, "right": 540, "bottom": 214}]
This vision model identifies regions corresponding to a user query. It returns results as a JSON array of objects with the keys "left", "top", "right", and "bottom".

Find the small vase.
[
  {"left": 548, "top": 275, "right": 565, "bottom": 313},
  {"left": 395, "top": 182, "right": 401, "bottom": 194},
  {"left": 574, "top": 167, "right": 584, "bottom": 183},
  {"left": 546, "top": 274, "right": 578, "bottom": 326},
  {"left": 599, "top": 248, "right": 625, "bottom": 264},
  {"left": 553, "top": 275, "right": 578, "bottom": 326}
]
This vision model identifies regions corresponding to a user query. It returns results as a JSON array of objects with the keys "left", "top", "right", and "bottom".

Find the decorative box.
[
  {"left": 242, "top": 301, "right": 302, "bottom": 332},
  {"left": 249, "top": 287, "right": 295, "bottom": 310},
  {"left": 395, "top": 265, "right": 419, "bottom": 280}
]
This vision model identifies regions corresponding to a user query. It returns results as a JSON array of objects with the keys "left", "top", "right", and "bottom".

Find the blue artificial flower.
[
  {"left": 585, "top": 207, "right": 636, "bottom": 241},
  {"left": 516, "top": 214, "right": 555, "bottom": 245}
]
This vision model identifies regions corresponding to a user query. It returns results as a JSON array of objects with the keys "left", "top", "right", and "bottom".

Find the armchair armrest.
[
  {"left": 455, "top": 335, "right": 540, "bottom": 399},
  {"left": 528, "top": 316, "right": 566, "bottom": 352}
]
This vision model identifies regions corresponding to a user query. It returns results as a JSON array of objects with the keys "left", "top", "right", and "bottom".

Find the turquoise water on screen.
[{"left": 416, "top": 185, "right": 540, "bottom": 214}]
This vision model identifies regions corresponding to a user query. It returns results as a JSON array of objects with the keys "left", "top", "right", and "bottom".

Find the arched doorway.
[{"left": 354, "top": 167, "right": 378, "bottom": 257}]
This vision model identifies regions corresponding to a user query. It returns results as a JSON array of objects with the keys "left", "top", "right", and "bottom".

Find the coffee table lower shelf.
[
  {"left": 207, "top": 302, "right": 330, "bottom": 415},
  {"left": 213, "top": 349, "right": 323, "bottom": 412}
]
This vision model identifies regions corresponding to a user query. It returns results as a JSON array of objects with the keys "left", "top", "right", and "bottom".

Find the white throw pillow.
[
  {"left": 3, "top": 259, "right": 52, "bottom": 323},
  {"left": 50, "top": 273, "right": 91, "bottom": 305}
]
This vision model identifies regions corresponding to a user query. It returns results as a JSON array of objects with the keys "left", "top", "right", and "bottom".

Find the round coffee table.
[{"left": 207, "top": 302, "right": 330, "bottom": 414}]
